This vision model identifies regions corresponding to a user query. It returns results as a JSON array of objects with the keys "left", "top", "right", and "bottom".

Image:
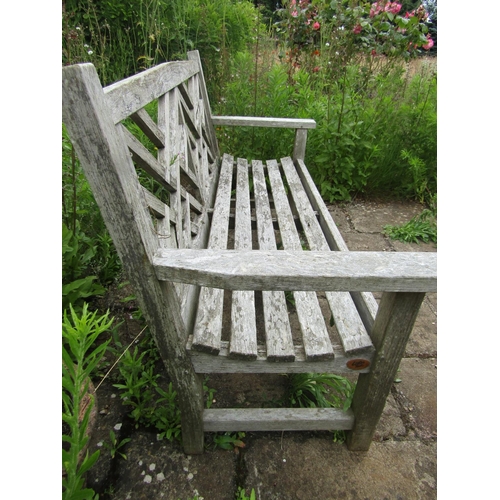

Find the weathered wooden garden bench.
[{"left": 62, "top": 50, "right": 436, "bottom": 454}]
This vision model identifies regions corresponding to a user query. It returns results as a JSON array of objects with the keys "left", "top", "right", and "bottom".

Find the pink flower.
[
  {"left": 371, "top": 2, "right": 401, "bottom": 17},
  {"left": 313, "top": 21, "right": 320, "bottom": 30},
  {"left": 422, "top": 36, "right": 434, "bottom": 50},
  {"left": 353, "top": 24, "right": 362, "bottom": 34},
  {"left": 292, "top": 10, "right": 298, "bottom": 17},
  {"left": 390, "top": 2, "right": 402, "bottom": 14},
  {"left": 385, "top": 2, "right": 401, "bottom": 14}
]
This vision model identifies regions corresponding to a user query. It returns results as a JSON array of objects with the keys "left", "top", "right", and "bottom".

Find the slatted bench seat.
[{"left": 62, "top": 50, "right": 437, "bottom": 454}]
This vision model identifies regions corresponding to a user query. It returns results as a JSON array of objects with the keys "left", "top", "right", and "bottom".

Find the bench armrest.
[
  {"left": 211, "top": 116, "right": 316, "bottom": 161},
  {"left": 211, "top": 116, "right": 316, "bottom": 129},
  {"left": 153, "top": 249, "right": 436, "bottom": 293}
]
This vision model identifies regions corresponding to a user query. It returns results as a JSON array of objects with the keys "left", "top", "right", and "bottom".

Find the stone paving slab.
[
  {"left": 244, "top": 436, "right": 437, "bottom": 500},
  {"left": 395, "top": 358, "right": 437, "bottom": 440}
]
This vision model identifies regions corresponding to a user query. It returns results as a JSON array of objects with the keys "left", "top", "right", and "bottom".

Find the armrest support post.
[{"left": 293, "top": 129, "right": 308, "bottom": 162}]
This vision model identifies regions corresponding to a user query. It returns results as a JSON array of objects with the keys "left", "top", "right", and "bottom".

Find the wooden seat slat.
[
  {"left": 294, "top": 159, "right": 379, "bottom": 332},
  {"left": 229, "top": 159, "right": 257, "bottom": 359},
  {"left": 252, "top": 160, "right": 295, "bottom": 362},
  {"left": 281, "top": 157, "right": 374, "bottom": 356},
  {"left": 192, "top": 154, "right": 234, "bottom": 354},
  {"left": 266, "top": 159, "right": 334, "bottom": 361}
]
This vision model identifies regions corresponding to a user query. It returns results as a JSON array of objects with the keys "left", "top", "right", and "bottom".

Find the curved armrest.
[{"left": 153, "top": 249, "right": 436, "bottom": 292}]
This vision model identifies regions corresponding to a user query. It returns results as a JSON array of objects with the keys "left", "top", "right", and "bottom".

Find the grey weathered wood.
[
  {"left": 104, "top": 60, "right": 198, "bottom": 124},
  {"left": 347, "top": 292, "right": 426, "bottom": 451},
  {"left": 186, "top": 338, "right": 373, "bottom": 374},
  {"left": 230, "top": 159, "right": 257, "bottom": 359},
  {"left": 281, "top": 157, "right": 373, "bottom": 356},
  {"left": 187, "top": 51, "right": 219, "bottom": 159},
  {"left": 252, "top": 160, "right": 295, "bottom": 361},
  {"left": 192, "top": 154, "right": 234, "bottom": 354},
  {"left": 141, "top": 185, "right": 176, "bottom": 226},
  {"left": 130, "top": 107, "right": 165, "bottom": 149},
  {"left": 267, "top": 159, "right": 334, "bottom": 361},
  {"left": 212, "top": 116, "right": 316, "bottom": 129},
  {"left": 203, "top": 407, "right": 354, "bottom": 432},
  {"left": 62, "top": 62, "right": 204, "bottom": 454},
  {"left": 292, "top": 129, "right": 308, "bottom": 162},
  {"left": 153, "top": 249, "right": 438, "bottom": 292},
  {"left": 295, "top": 158, "right": 379, "bottom": 333}
]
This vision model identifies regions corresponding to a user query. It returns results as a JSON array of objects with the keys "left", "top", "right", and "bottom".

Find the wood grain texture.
[
  {"left": 104, "top": 60, "right": 198, "bottom": 124},
  {"left": 267, "top": 159, "right": 334, "bottom": 361},
  {"left": 153, "top": 249, "right": 437, "bottom": 292},
  {"left": 191, "top": 154, "right": 234, "bottom": 354},
  {"left": 252, "top": 160, "right": 295, "bottom": 361},
  {"left": 186, "top": 51, "right": 219, "bottom": 159},
  {"left": 130, "top": 107, "right": 165, "bottom": 149},
  {"left": 347, "top": 292, "right": 425, "bottom": 451},
  {"left": 292, "top": 129, "right": 308, "bottom": 161},
  {"left": 203, "top": 407, "right": 354, "bottom": 432},
  {"left": 186, "top": 338, "right": 373, "bottom": 374},
  {"left": 230, "top": 159, "right": 257, "bottom": 359},
  {"left": 295, "top": 159, "right": 379, "bottom": 333},
  {"left": 212, "top": 116, "right": 316, "bottom": 129},
  {"left": 281, "top": 157, "right": 373, "bottom": 356}
]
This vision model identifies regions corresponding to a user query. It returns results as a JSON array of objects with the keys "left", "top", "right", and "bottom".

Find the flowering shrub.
[{"left": 277, "top": 0, "right": 434, "bottom": 78}]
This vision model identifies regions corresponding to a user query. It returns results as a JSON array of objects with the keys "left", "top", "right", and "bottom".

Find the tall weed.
[{"left": 216, "top": 51, "right": 436, "bottom": 203}]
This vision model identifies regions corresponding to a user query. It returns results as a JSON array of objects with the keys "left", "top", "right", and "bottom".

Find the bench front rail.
[{"left": 62, "top": 50, "right": 436, "bottom": 454}]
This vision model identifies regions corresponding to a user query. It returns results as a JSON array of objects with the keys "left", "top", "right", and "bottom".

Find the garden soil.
[{"left": 83, "top": 198, "right": 437, "bottom": 500}]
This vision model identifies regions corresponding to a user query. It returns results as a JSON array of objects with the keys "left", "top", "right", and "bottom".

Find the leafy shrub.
[
  {"left": 62, "top": 223, "right": 106, "bottom": 312},
  {"left": 62, "top": 125, "right": 121, "bottom": 311}
]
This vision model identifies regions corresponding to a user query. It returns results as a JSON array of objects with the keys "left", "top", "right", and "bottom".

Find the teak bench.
[{"left": 62, "top": 50, "right": 437, "bottom": 454}]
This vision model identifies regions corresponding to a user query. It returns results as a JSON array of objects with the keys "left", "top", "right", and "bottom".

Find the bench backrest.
[
  {"left": 62, "top": 51, "right": 218, "bottom": 260},
  {"left": 63, "top": 50, "right": 219, "bottom": 338}
]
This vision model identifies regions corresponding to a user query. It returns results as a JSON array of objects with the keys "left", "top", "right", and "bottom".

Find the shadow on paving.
[{"left": 84, "top": 198, "right": 437, "bottom": 500}]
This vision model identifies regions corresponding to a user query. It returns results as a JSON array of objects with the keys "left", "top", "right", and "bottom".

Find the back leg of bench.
[{"left": 346, "top": 292, "right": 425, "bottom": 450}]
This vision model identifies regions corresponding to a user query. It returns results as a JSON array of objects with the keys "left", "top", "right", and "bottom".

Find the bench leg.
[
  {"left": 177, "top": 373, "right": 205, "bottom": 454},
  {"left": 346, "top": 292, "right": 425, "bottom": 451}
]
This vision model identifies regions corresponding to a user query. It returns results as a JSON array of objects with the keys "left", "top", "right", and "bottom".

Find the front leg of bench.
[{"left": 346, "top": 291, "right": 426, "bottom": 450}]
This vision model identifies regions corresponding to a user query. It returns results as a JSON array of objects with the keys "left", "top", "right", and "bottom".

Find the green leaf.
[{"left": 78, "top": 449, "right": 100, "bottom": 476}]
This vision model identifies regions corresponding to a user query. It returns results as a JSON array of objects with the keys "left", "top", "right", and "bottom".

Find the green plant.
[
  {"left": 203, "top": 376, "right": 217, "bottom": 409},
  {"left": 213, "top": 432, "right": 246, "bottom": 451},
  {"left": 286, "top": 373, "right": 355, "bottom": 412},
  {"left": 62, "top": 124, "right": 122, "bottom": 307},
  {"left": 384, "top": 206, "right": 437, "bottom": 243},
  {"left": 62, "top": 222, "right": 106, "bottom": 312},
  {"left": 62, "top": 303, "right": 114, "bottom": 499},
  {"left": 285, "top": 372, "right": 355, "bottom": 443},
  {"left": 102, "top": 430, "right": 131, "bottom": 460},
  {"left": 236, "top": 487, "right": 256, "bottom": 500},
  {"left": 112, "top": 328, "right": 183, "bottom": 442}
]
